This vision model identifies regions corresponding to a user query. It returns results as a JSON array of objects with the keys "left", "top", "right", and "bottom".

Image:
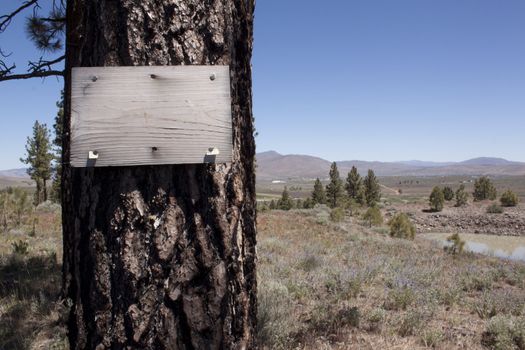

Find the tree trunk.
[
  {"left": 43, "top": 178, "right": 47, "bottom": 202},
  {"left": 62, "top": 1, "right": 257, "bottom": 349}
]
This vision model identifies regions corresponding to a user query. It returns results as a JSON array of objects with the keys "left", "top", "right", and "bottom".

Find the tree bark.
[{"left": 62, "top": 1, "right": 257, "bottom": 349}]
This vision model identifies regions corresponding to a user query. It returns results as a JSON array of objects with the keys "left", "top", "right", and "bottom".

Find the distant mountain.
[
  {"left": 0, "top": 168, "right": 29, "bottom": 178},
  {"left": 256, "top": 151, "right": 525, "bottom": 180}
]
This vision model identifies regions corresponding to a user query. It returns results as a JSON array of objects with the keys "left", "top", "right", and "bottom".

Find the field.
[{"left": 1, "top": 201, "right": 525, "bottom": 349}]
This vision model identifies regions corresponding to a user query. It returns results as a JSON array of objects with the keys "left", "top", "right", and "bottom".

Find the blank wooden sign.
[{"left": 70, "top": 66, "right": 232, "bottom": 167}]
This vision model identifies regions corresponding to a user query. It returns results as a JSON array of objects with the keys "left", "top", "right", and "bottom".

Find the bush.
[
  {"left": 11, "top": 239, "right": 29, "bottom": 255},
  {"left": 362, "top": 206, "right": 383, "bottom": 227},
  {"left": 473, "top": 176, "right": 497, "bottom": 201},
  {"left": 330, "top": 207, "right": 345, "bottom": 222},
  {"left": 444, "top": 233, "right": 465, "bottom": 255},
  {"left": 443, "top": 186, "right": 454, "bottom": 201},
  {"left": 429, "top": 186, "right": 445, "bottom": 212},
  {"left": 481, "top": 315, "right": 525, "bottom": 350},
  {"left": 487, "top": 203, "right": 504, "bottom": 214},
  {"left": 455, "top": 184, "right": 468, "bottom": 207},
  {"left": 500, "top": 190, "right": 519, "bottom": 207},
  {"left": 389, "top": 213, "right": 416, "bottom": 240}
]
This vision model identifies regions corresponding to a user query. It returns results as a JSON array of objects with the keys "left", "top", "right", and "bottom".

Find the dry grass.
[
  {"left": 257, "top": 208, "right": 525, "bottom": 349},
  {"left": 0, "top": 204, "right": 67, "bottom": 350}
]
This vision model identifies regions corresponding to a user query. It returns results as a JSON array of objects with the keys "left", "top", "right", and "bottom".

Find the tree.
[
  {"left": 311, "top": 178, "right": 326, "bottom": 205},
  {"left": 12, "top": 188, "right": 30, "bottom": 226},
  {"left": 364, "top": 169, "right": 381, "bottom": 207},
  {"left": 20, "top": 121, "right": 53, "bottom": 205},
  {"left": 325, "top": 162, "right": 344, "bottom": 208},
  {"left": 500, "top": 190, "right": 519, "bottom": 207},
  {"left": 443, "top": 186, "right": 454, "bottom": 201},
  {"left": 277, "top": 187, "right": 294, "bottom": 210},
  {"left": 473, "top": 176, "right": 497, "bottom": 201},
  {"left": 389, "top": 213, "right": 416, "bottom": 240},
  {"left": 455, "top": 184, "right": 468, "bottom": 207},
  {"left": 362, "top": 206, "right": 383, "bottom": 228},
  {"left": 429, "top": 186, "right": 445, "bottom": 212},
  {"left": 51, "top": 92, "right": 64, "bottom": 203},
  {"left": 269, "top": 199, "right": 277, "bottom": 210},
  {"left": 346, "top": 166, "right": 365, "bottom": 204},
  {"left": 58, "top": 1, "right": 257, "bottom": 348}
]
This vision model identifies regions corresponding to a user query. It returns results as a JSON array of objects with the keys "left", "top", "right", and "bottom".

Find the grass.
[
  {"left": 1, "top": 203, "right": 524, "bottom": 349},
  {"left": 0, "top": 203, "right": 67, "bottom": 350},
  {"left": 257, "top": 208, "right": 525, "bottom": 349}
]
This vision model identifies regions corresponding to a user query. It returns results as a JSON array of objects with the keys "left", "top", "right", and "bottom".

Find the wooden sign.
[{"left": 70, "top": 66, "right": 232, "bottom": 167}]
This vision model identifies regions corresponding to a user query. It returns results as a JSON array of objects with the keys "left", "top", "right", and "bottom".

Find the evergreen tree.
[
  {"left": 500, "top": 190, "right": 519, "bottom": 207},
  {"left": 325, "top": 162, "right": 344, "bottom": 208},
  {"left": 303, "top": 197, "right": 314, "bottom": 209},
  {"left": 51, "top": 92, "right": 64, "bottom": 203},
  {"left": 455, "top": 184, "right": 468, "bottom": 207},
  {"left": 429, "top": 186, "right": 445, "bottom": 212},
  {"left": 364, "top": 169, "right": 381, "bottom": 207},
  {"left": 473, "top": 176, "right": 497, "bottom": 201},
  {"left": 269, "top": 200, "right": 277, "bottom": 210},
  {"left": 362, "top": 206, "right": 383, "bottom": 228},
  {"left": 20, "top": 121, "right": 54, "bottom": 205},
  {"left": 443, "top": 186, "right": 454, "bottom": 201},
  {"left": 277, "top": 187, "right": 294, "bottom": 210},
  {"left": 311, "top": 178, "right": 326, "bottom": 205},
  {"left": 346, "top": 166, "right": 365, "bottom": 204}
]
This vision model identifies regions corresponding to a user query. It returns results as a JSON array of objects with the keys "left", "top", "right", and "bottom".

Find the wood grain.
[{"left": 70, "top": 66, "right": 232, "bottom": 167}]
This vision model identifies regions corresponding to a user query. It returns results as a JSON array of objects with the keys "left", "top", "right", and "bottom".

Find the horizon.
[
  {"left": 1, "top": 0, "right": 525, "bottom": 168},
  {"left": 2, "top": 150, "right": 524, "bottom": 172}
]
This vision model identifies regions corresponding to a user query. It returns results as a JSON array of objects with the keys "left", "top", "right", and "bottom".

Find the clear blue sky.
[{"left": 1, "top": 0, "right": 524, "bottom": 169}]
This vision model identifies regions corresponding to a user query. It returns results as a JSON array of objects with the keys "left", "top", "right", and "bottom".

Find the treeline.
[
  {"left": 261, "top": 163, "right": 382, "bottom": 212},
  {"left": 428, "top": 176, "right": 519, "bottom": 213},
  {"left": 19, "top": 94, "right": 63, "bottom": 205}
]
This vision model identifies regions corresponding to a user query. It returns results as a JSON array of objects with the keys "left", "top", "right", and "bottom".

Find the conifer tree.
[
  {"left": 278, "top": 186, "right": 294, "bottom": 210},
  {"left": 443, "top": 186, "right": 454, "bottom": 201},
  {"left": 346, "top": 166, "right": 365, "bottom": 204},
  {"left": 325, "top": 162, "right": 344, "bottom": 208},
  {"left": 364, "top": 169, "right": 381, "bottom": 206},
  {"left": 312, "top": 178, "right": 326, "bottom": 204},
  {"left": 51, "top": 92, "right": 64, "bottom": 203},
  {"left": 429, "top": 186, "right": 445, "bottom": 212},
  {"left": 20, "top": 121, "right": 54, "bottom": 205},
  {"left": 455, "top": 184, "right": 468, "bottom": 207},
  {"left": 473, "top": 176, "right": 497, "bottom": 201}
]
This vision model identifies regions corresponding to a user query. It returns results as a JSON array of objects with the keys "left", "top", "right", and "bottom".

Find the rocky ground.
[{"left": 385, "top": 202, "right": 525, "bottom": 236}]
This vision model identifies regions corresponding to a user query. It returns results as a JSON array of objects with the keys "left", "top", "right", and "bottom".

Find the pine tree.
[
  {"left": 346, "top": 166, "right": 365, "bottom": 204},
  {"left": 325, "top": 162, "right": 344, "bottom": 208},
  {"left": 473, "top": 176, "right": 497, "bottom": 201},
  {"left": 312, "top": 178, "right": 326, "bottom": 205},
  {"left": 278, "top": 186, "right": 294, "bottom": 210},
  {"left": 429, "top": 186, "right": 445, "bottom": 212},
  {"left": 455, "top": 184, "right": 468, "bottom": 207},
  {"left": 20, "top": 121, "right": 54, "bottom": 205},
  {"left": 364, "top": 169, "right": 381, "bottom": 207},
  {"left": 51, "top": 92, "right": 64, "bottom": 203},
  {"left": 443, "top": 186, "right": 454, "bottom": 201}
]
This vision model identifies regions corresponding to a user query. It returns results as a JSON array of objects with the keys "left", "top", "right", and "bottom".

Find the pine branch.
[
  {"left": 0, "top": 55, "right": 65, "bottom": 81},
  {"left": 0, "top": 0, "right": 40, "bottom": 33}
]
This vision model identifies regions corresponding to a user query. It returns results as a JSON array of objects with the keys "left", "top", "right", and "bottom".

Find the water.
[{"left": 424, "top": 232, "right": 525, "bottom": 262}]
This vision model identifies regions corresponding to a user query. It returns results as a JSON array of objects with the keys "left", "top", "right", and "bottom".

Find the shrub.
[
  {"left": 473, "top": 176, "right": 497, "bottom": 201},
  {"left": 384, "top": 287, "right": 415, "bottom": 311},
  {"left": 443, "top": 186, "right": 454, "bottom": 201},
  {"left": 367, "top": 308, "right": 386, "bottom": 333},
  {"left": 398, "top": 310, "right": 423, "bottom": 337},
  {"left": 330, "top": 207, "right": 345, "bottom": 222},
  {"left": 455, "top": 184, "right": 468, "bottom": 207},
  {"left": 487, "top": 203, "right": 504, "bottom": 214},
  {"left": 444, "top": 233, "right": 465, "bottom": 255},
  {"left": 481, "top": 315, "right": 525, "bottom": 350},
  {"left": 420, "top": 329, "right": 444, "bottom": 348},
  {"left": 500, "top": 190, "right": 519, "bottom": 207},
  {"left": 389, "top": 213, "right": 416, "bottom": 240},
  {"left": 429, "top": 186, "right": 445, "bottom": 212},
  {"left": 11, "top": 239, "right": 29, "bottom": 255},
  {"left": 362, "top": 206, "right": 383, "bottom": 227}
]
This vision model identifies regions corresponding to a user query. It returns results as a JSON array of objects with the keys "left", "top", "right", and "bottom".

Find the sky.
[{"left": 1, "top": 0, "right": 524, "bottom": 169}]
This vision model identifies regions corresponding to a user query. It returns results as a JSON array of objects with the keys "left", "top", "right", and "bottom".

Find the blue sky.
[{"left": 1, "top": 0, "right": 525, "bottom": 169}]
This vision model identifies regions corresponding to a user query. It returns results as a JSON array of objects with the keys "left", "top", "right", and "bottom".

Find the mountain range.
[
  {"left": 2, "top": 153, "right": 525, "bottom": 186},
  {"left": 257, "top": 151, "right": 525, "bottom": 180}
]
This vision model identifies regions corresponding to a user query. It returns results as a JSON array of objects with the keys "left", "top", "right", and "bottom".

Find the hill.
[{"left": 256, "top": 151, "right": 525, "bottom": 180}]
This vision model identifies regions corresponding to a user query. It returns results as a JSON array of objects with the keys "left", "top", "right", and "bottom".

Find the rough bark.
[{"left": 62, "top": 1, "right": 256, "bottom": 349}]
